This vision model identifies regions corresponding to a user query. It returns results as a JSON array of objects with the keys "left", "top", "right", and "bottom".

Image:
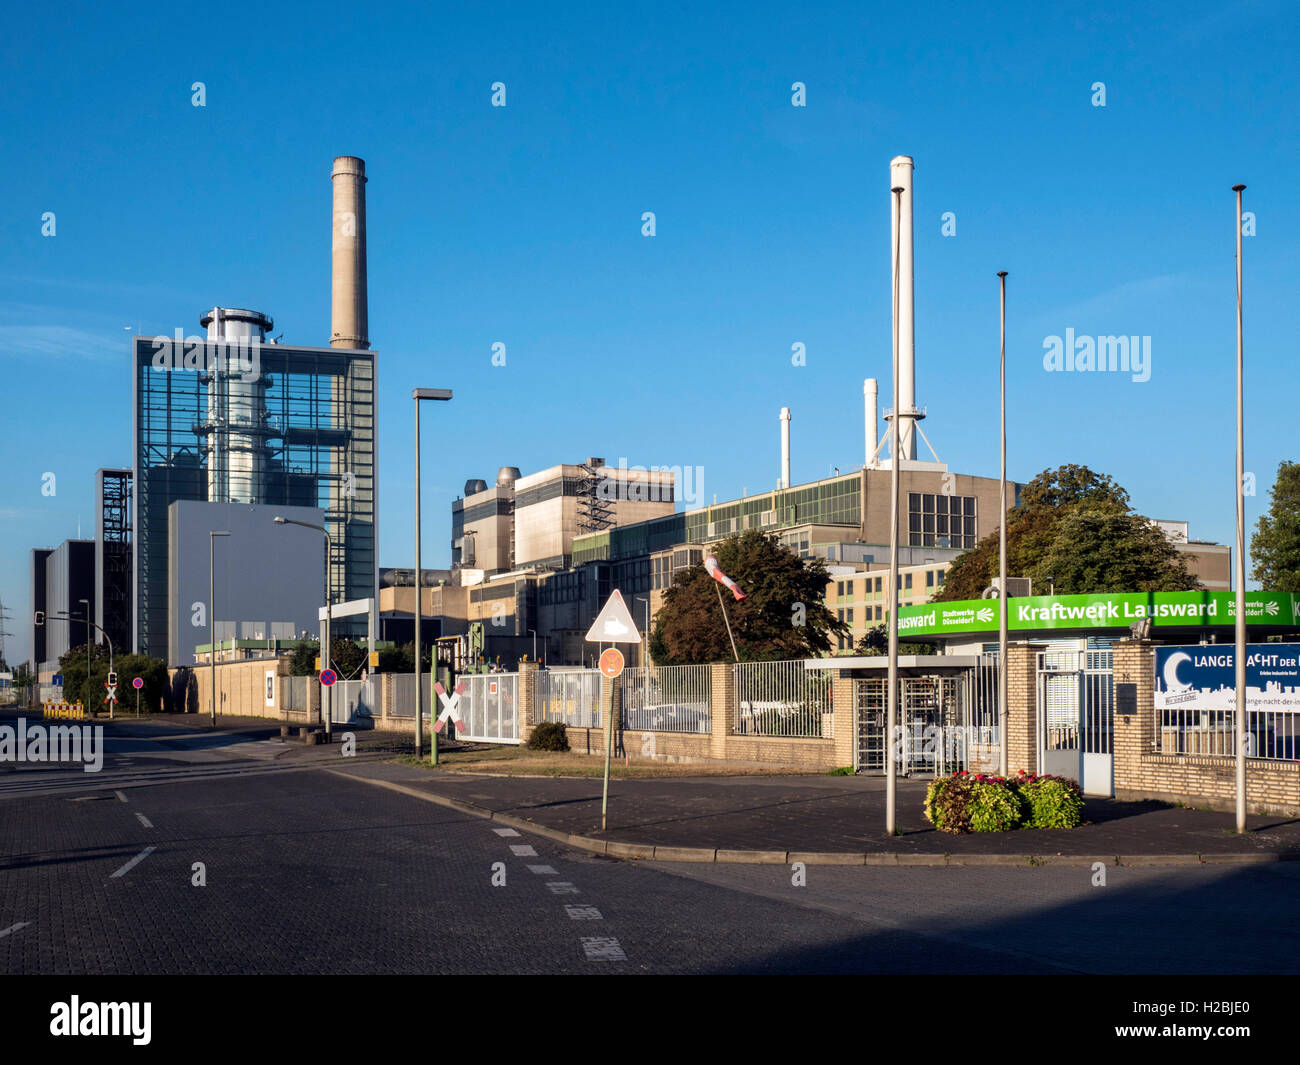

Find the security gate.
[
  {"left": 855, "top": 672, "right": 988, "bottom": 775},
  {"left": 1037, "top": 649, "right": 1113, "bottom": 796},
  {"left": 457, "top": 673, "right": 520, "bottom": 744},
  {"left": 332, "top": 678, "right": 377, "bottom": 725}
]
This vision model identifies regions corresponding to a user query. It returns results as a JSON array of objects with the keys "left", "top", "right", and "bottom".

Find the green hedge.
[
  {"left": 526, "top": 721, "right": 570, "bottom": 752},
  {"left": 924, "top": 770, "right": 1085, "bottom": 833}
]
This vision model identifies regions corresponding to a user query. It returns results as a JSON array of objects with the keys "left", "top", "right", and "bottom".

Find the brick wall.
[
  {"left": 1004, "top": 643, "right": 1043, "bottom": 774},
  {"left": 1113, "top": 639, "right": 1300, "bottom": 815}
]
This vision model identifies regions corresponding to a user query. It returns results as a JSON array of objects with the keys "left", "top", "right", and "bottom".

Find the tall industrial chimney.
[
  {"left": 331, "top": 156, "right": 369, "bottom": 349},
  {"left": 890, "top": 155, "right": 916, "bottom": 461},
  {"left": 779, "top": 407, "right": 792, "bottom": 489},
  {"left": 864, "top": 378, "right": 878, "bottom": 468}
]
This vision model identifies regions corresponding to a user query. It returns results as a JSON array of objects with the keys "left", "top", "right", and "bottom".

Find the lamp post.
[
  {"left": 78, "top": 598, "right": 90, "bottom": 710},
  {"left": 208, "top": 532, "right": 230, "bottom": 728},
  {"left": 1233, "top": 183, "right": 1247, "bottom": 834},
  {"left": 413, "top": 388, "right": 453, "bottom": 763},
  {"left": 887, "top": 184, "right": 904, "bottom": 836},
  {"left": 997, "top": 270, "right": 1009, "bottom": 777},
  {"left": 273, "top": 518, "right": 332, "bottom": 736}
]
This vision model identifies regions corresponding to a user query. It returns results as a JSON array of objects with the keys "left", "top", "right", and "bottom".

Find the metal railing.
[
  {"left": 538, "top": 669, "right": 603, "bottom": 728},
  {"left": 390, "top": 673, "right": 435, "bottom": 719},
  {"left": 333, "top": 678, "right": 377, "bottom": 725},
  {"left": 734, "top": 660, "right": 833, "bottom": 738},
  {"left": 1158, "top": 706, "right": 1300, "bottom": 760},
  {"left": 619, "top": 664, "right": 711, "bottom": 734}
]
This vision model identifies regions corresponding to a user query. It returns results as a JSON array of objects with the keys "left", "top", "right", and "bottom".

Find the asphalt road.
[{"left": 2, "top": 719, "right": 1298, "bottom": 975}]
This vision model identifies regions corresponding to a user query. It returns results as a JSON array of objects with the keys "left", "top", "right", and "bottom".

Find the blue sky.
[{"left": 2, "top": 0, "right": 1296, "bottom": 664}]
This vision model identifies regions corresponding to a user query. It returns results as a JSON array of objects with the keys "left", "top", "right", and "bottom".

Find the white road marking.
[
  {"left": 493, "top": 828, "right": 520, "bottom": 837},
  {"left": 110, "top": 846, "right": 156, "bottom": 879},
  {"left": 581, "top": 936, "right": 627, "bottom": 961},
  {"left": 114, "top": 790, "right": 128, "bottom": 802},
  {"left": 526, "top": 864, "right": 558, "bottom": 875},
  {"left": 565, "top": 905, "right": 603, "bottom": 920},
  {"left": 546, "top": 882, "right": 580, "bottom": 895},
  {"left": 509, "top": 844, "right": 537, "bottom": 857},
  {"left": 0, "top": 921, "right": 31, "bottom": 939},
  {"left": 135, "top": 812, "right": 153, "bottom": 828}
]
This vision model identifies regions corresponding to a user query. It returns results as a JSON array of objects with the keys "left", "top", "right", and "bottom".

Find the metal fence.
[
  {"left": 332, "top": 678, "right": 377, "bottom": 725},
  {"left": 390, "top": 673, "right": 435, "bottom": 719},
  {"left": 619, "top": 664, "right": 712, "bottom": 734},
  {"left": 538, "top": 669, "right": 603, "bottom": 728},
  {"left": 734, "top": 661, "right": 833, "bottom": 738},
  {"left": 1158, "top": 706, "right": 1300, "bottom": 760},
  {"left": 459, "top": 673, "right": 520, "bottom": 743},
  {"left": 282, "top": 675, "right": 311, "bottom": 712}
]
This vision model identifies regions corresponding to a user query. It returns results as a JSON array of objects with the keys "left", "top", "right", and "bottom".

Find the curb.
[{"left": 324, "top": 769, "right": 1298, "bottom": 868}]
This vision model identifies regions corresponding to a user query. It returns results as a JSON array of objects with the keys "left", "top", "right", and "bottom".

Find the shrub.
[
  {"left": 1016, "top": 772, "right": 1085, "bottom": 828},
  {"left": 925, "top": 770, "right": 1086, "bottom": 832},
  {"left": 526, "top": 721, "right": 570, "bottom": 752},
  {"left": 925, "top": 771, "right": 1023, "bottom": 834}
]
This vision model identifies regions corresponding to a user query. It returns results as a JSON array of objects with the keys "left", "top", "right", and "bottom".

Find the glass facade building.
[{"left": 132, "top": 335, "right": 376, "bottom": 659}]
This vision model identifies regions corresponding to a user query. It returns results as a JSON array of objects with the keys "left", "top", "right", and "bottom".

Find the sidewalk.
[{"left": 330, "top": 759, "right": 1300, "bottom": 865}]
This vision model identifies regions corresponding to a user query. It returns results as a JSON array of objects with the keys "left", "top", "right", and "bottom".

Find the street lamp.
[
  {"left": 208, "top": 532, "right": 231, "bottom": 728},
  {"left": 274, "top": 517, "right": 333, "bottom": 736},
  {"left": 413, "top": 387, "right": 453, "bottom": 763},
  {"left": 1233, "top": 182, "right": 1247, "bottom": 834},
  {"left": 886, "top": 183, "right": 904, "bottom": 836},
  {"left": 997, "top": 270, "right": 1009, "bottom": 778}
]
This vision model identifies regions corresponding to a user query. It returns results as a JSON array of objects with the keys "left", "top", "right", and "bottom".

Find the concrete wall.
[{"left": 167, "top": 501, "right": 326, "bottom": 666}]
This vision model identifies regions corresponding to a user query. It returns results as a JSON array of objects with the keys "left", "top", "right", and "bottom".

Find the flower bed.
[{"left": 924, "top": 770, "right": 1085, "bottom": 833}]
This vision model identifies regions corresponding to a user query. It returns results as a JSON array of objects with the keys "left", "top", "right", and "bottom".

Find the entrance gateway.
[
  {"left": 835, "top": 655, "right": 1001, "bottom": 776},
  {"left": 893, "top": 590, "right": 1300, "bottom": 798}
]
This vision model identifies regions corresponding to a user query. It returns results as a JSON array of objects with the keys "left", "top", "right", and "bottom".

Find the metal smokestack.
[
  {"left": 331, "top": 155, "right": 369, "bottom": 349},
  {"left": 779, "top": 407, "right": 792, "bottom": 489},
  {"left": 864, "top": 377, "right": 878, "bottom": 468},
  {"left": 890, "top": 155, "right": 916, "bottom": 460}
]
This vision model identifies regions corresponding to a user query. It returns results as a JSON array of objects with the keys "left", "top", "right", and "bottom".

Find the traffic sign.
[
  {"left": 433, "top": 681, "right": 467, "bottom": 735},
  {"left": 585, "top": 589, "right": 641, "bottom": 643},
  {"left": 598, "top": 647, "right": 625, "bottom": 679},
  {"left": 52, "top": 674, "right": 63, "bottom": 686},
  {"left": 104, "top": 682, "right": 118, "bottom": 704},
  {"left": 132, "top": 676, "right": 144, "bottom": 690},
  {"left": 319, "top": 668, "right": 337, "bottom": 687}
]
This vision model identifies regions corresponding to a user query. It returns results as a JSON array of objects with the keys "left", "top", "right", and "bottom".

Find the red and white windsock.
[{"left": 704, "top": 556, "right": 747, "bottom": 601}]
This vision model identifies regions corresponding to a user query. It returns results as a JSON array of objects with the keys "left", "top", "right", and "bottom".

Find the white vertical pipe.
[
  {"left": 890, "top": 155, "right": 916, "bottom": 461},
  {"left": 779, "top": 407, "right": 791, "bottom": 489},
  {"left": 864, "top": 378, "right": 878, "bottom": 468}
]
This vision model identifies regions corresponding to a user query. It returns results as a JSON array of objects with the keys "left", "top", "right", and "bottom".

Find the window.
[
  {"left": 909, "top": 494, "right": 977, "bottom": 549},
  {"left": 926, "top": 570, "right": 934, "bottom": 588},
  {"left": 904, "top": 573, "right": 912, "bottom": 590}
]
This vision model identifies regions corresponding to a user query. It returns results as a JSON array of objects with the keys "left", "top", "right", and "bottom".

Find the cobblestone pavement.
[{"left": 3, "top": 718, "right": 1298, "bottom": 973}]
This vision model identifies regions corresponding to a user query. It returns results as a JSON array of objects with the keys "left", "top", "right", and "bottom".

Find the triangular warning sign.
[{"left": 585, "top": 588, "right": 642, "bottom": 644}]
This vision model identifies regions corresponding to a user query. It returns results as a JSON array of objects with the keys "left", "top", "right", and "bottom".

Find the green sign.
[{"left": 896, "top": 591, "right": 1300, "bottom": 638}]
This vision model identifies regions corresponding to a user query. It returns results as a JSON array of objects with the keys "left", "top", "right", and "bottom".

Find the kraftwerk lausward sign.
[{"left": 896, "top": 592, "right": 1300, "bottom": 638}]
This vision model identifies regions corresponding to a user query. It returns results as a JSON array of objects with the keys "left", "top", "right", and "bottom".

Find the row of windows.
[
  {"left": 907, "top": 493, "right": 978, "bottom": 549},
  {"left": 836, "top": 570, "right": 946, "bottom": 597}
]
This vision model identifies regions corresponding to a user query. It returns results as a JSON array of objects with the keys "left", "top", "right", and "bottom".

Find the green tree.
[
  {"left": 288, "top": 640, "right": 319, "bottom": 677},
  {"left": 1251, "top": 461, "right": 1300, "bottom": 591},
  {"left": 937, "top": 464, "right": 1196, "bottom": 600},
  {"left": 649, "top": 530, "right": 848, "bottom": 664}
]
